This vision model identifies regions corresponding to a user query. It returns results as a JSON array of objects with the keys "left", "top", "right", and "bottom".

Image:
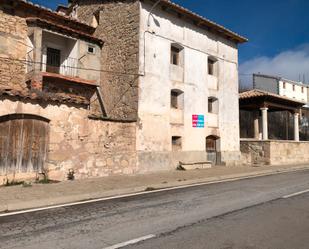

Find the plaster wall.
[
  {"left": 137, "top": 1, "right": 240, "bottom": 171},
  {"left": 279, "top": 80, "right": 308, "bottom": 102}
]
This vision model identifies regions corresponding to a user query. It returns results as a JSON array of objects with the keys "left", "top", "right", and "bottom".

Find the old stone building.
[
  {"left": 0, "top": 0, "right": 137, "bottom": 183},
  {"left": 0, "top": 0, "right": 247, "bottom": 183},
  {"left": 68, "top": 0, "right": 247, "bottom": 171}
]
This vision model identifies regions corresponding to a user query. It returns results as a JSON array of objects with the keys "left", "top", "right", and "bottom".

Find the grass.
[{"left": 4, "top": 180, "right": 25, "bottom": 187}]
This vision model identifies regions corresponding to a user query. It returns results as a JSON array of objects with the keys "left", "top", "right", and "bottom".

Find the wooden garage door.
[{"left": 0, "top": 114, "right": 49, "bottom": 175}]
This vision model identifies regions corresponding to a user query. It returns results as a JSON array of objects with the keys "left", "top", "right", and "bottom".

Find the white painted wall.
[
  {"left": 137, "top": 1, "right": 241, "bottom": 170},
  {"left": 279, "top": 80, "right": 308, "bottom": 102}
]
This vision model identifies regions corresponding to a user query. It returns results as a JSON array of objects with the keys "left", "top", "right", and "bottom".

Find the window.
[
  {"left": 208, "top": 97, "right": 218, "bottom": 114},
  {"left": 171, "top": 46, "right": 181, "bottom": 65},
  {"left": 208, "top": 57, "right": 217, "bottom": 76},
  {"left": 283, "top": 82, "right": 286, "bottom": 89},
  {"left": 172, "top": 136, "right": 182, "bottom": 151},
  {"left": 88, "top": 45, "right": 95, "bottom": 54},
  {"left": 171, "top": 89, "right": 184, "bottom": 109},
  {"left": 302, "top": 86, "right": 304, "bottom": 93},
  {"left": 293, "top": 85, "right": 295, "bottom": 91}
]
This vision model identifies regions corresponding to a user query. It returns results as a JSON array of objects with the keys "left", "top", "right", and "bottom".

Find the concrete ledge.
[{"left": 180, "top": 161, "right": 212, "bottom": 170}]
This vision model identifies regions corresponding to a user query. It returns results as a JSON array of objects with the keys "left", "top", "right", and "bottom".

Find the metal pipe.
[{"left": 147, "top": 0, "right": 162, "bottom": 27}]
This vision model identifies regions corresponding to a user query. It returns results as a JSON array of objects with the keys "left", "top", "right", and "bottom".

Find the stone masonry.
[
  {"left": 0, "top": 8, "right": 27, "bottom": 90},
  {"left": 240, "top": 140, "right": 309, "bottom": 166},
  {"left": 74, "top": 0, "right": 140, "bottom": 120}
]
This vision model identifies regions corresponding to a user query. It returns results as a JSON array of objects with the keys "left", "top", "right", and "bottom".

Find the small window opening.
[
  {"left": 208, "top": 57, "right": 217, "bottom": 76},
  {"left": 293, "top": 85, "right": 295, "bottom": 91},
  {"left": 302, "top": 86, "right": 304, "bottom": 93},
  {"left": 171, "top": 89, "right": 184, "bottom": 109},
  {"left": 88, "top": 46, "right": 95, "bottom": 54},
  {"left": 208, "top": 97, "right": 218, "bottom": 114},
  {"left": 171, "top": 45, "right": 181, "bottom": 65},
  {"left": 283, "top": 82, "right": 286, "bottom": 89},
  {"left": 172, "top": 136, "right": 182, "bottom": 151}
]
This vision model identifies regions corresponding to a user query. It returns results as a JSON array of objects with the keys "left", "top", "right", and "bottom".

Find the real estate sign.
[{"left": 192, "top": 114, "right": 205, "bottom": 128}]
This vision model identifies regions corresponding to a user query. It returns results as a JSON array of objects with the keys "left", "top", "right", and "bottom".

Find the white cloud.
[{"left": 239, "top": 44, "right": 309, "bottom": 88}]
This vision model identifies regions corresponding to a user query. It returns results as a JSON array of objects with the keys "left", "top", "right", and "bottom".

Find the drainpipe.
[{"left": 96, "top": 86, "right": 107, "bottom": 117}]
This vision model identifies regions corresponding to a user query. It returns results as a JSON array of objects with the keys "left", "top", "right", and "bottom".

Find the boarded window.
[{"left": 0, "top": 114, "right": 49, "bottom": 175}]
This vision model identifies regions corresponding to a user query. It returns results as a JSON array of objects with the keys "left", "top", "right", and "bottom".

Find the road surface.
[{"left": 1, "top": 169, "right": 309, "bottom": 249}]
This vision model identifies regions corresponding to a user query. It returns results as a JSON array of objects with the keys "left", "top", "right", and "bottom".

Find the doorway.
[
  {"left": 46, "top": 47, "right": 61, "bottom": 74},
  {"left": 206, "top": 135, "right": 221, "bottom": 165},
  {"left": 0, "top": 114, "right": 49, "bottom": 175}
]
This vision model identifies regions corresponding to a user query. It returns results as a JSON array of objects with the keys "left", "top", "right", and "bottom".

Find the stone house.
[
  {"left": 0, "top": 0, "right": 247, "bottom": 183},
  {"left": 0, "top": 0, "right": 137, "bottom": 183},
  {"left": 68, "top": 0, "right": 247, "bottom": 171}
]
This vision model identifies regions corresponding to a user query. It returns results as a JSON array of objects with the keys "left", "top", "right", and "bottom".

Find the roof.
[
  {"left": 69, "top": 0, "right": 248, "bottom": 43},
  {"left": 16, "top": 0, "right": 92, "bottom": 30},
  {"left": 239, "top": 89, "right": 306, "bottom": 112},
  {"left": 0, "top": 87, "right": 90, "bottom": 106},
  {"left": 239, "top": 89, "right": 306, "bottom": 104},
  {"left": 26, "top": 18, "right": 104, "bottom": 46},
  {"left": 158, "top": 0, "right": 248, "bottom": 43}
]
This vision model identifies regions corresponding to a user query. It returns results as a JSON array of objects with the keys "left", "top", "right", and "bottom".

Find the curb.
[{"left": 1, "top": 165, "right": 309, "bottom": 215}]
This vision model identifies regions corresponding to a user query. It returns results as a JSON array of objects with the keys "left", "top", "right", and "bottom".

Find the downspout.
[{"left": 96, "top": 86, "right": 107, "bottom": 117}]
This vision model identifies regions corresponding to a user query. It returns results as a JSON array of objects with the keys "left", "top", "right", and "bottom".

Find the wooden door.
[
  {"left": 46, "top": 47, "right": 61, "bottom": 74},
  {"left": 0, "top": 115, "right": 49, "bottom": 175}
]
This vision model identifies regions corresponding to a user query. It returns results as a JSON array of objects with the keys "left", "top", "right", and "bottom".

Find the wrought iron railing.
[{"left": 26, "top": 48, "right": 79, "bottom": 77}]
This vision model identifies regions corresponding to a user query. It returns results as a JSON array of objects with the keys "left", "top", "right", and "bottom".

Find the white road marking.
[
  {"left": 0, "top": 167, "right": 308, "bottom": 217},
  {"left": 282, "top": 189, "right": 309, "bottom": 199},
  {"left": 103, "top": 235, "right": 156, "bottom": 249}
]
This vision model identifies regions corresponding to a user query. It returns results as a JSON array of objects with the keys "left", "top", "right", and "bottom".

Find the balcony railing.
[{"left": 26, "top": 48, "right": 79, "bottom": 78}]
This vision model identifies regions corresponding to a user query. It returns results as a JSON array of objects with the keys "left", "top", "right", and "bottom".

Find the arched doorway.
[
  {"left": 206, "top": 135, "right": 221, "bottom": 165},
  {"left": 0, "top": 114, "right": 50, "bottom": 175}
]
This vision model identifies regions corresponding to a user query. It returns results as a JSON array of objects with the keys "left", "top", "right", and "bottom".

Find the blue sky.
[{"left": 33, "top": 0, "right": 309, "bottom": 82}]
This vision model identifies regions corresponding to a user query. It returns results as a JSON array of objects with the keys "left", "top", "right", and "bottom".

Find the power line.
[{"left": 0, "top": 56, "right": 141, "bottom": 77}]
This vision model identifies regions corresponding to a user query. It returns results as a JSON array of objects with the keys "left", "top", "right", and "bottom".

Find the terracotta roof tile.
[
  {"left": 0, "top": 87, "right": 89, "bottom": 106},
  {"left": 239, "top": 89, "right": 306, "bottom": 105}
]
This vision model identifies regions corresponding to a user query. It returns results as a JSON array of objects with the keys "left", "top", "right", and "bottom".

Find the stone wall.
[
  {"left": 0, "top": 98, "right": 137, "bottom": 182},
  {"left": 0, "top": 7, "right": 28, "bottom": 90},
  {"left": 75, "top": 0, "right": 140, "bottom": 120},
  {"left": 240, "top": 139, "right": 309, "bottom": 166}
]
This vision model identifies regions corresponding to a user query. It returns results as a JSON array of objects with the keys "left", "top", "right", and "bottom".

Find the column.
[
  {"left": 261, "top": 107, "right": 268, "bottom": 140},
  {"left": 253, "top": 110, "right": 260, "bottom": 139},
  {"left": 33, "top": 28, "right": 42, "bottom": 73},
  {"left": 294, "top": 112, "right": 300, "bottom": 141}
]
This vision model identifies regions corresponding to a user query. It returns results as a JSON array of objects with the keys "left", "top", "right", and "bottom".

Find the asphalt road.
[
  {"left": 1, "top": 169, "right": 309, "bottom": 249},
  {"left": 130, "top": 192, "right": 309, "bottom": 249}
]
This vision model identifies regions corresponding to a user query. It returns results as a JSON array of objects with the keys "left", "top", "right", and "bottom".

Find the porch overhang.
[{"left": 239, "top": 89, "right": 305, "bottom": 112}]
